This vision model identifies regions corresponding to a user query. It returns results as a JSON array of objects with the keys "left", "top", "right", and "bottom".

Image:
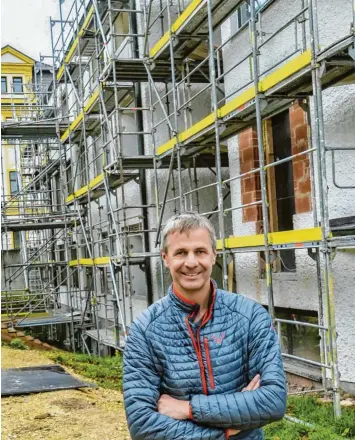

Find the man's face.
[{"left": 161, "top": 228, "right": 216, "bottom": 296}]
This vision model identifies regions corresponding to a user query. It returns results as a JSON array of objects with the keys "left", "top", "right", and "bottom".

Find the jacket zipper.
[
  {"left": 204, "top": 337, "right": 215, "bottom": 390},
  {"left": 185, "top": 316, "right": 209, "bottom": 395}
]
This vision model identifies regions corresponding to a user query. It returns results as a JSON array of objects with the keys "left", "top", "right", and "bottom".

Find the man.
[{"left": 124, "top": 212, "right": 287, "bottom": 439}]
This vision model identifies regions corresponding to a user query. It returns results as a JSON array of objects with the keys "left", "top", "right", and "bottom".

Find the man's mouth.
[{"left": 181, "top": 273, "right": 200, "bottom": 277}]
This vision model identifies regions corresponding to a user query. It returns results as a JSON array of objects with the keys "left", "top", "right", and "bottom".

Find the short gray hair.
[{"left": 160, "top": 212, "right": 217, "bottom": 253}]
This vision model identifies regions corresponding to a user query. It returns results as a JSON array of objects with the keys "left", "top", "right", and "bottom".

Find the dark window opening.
[
  {"left": 13, "top": 231, "right": 21, "bottom": 249},
  {"left": 271, "top": 111, "right": 296, "bottom": 272},
  {"left": 66, "top": 162, "right": 73, "bottom": 195},
  {"left": 71, "top": 268, "right": 79, "bottom": 289},
  {"left": 100, "top": 267, "right": 108, "bottom": 295},
  {"left": 12, "top": 77, "right": 23, "bottom": 93},
  {"left": 101, "top": 231, "right": 110, "bottom": 255},
  {"left": 58, "top": 245, "right": 66, "bottom": 286}
]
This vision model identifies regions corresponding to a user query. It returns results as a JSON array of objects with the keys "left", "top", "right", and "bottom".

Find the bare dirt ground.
[{"left": 1, "top": 347, "right": 130, "bottom": 440}]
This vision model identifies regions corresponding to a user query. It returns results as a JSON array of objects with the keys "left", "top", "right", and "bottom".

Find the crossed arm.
[
  {"left": 158, "top": 375, "right": 261, "bottom": 437},
  {"left": 123, "top": 305, "right": 287, "bottom": 440}
]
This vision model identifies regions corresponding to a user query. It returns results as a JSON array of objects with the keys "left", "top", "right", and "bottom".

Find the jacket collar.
[{"left": 168, "top": 280, "right": 217, "bottom": 324}]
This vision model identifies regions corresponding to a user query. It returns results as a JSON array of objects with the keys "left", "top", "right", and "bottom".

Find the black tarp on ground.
[{"left": 1, "top": 364, "right": 94, "bottom": 396}]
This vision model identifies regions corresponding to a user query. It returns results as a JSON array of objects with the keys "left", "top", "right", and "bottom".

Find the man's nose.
[{"left": 185, "top": 252, "right": 198, "bottom": 267}]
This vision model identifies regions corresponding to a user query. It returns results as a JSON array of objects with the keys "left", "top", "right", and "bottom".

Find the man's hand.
[
  {"left": 242, "top": 374, "right": 261, "bottom": 392},
  {"left": 228, "top": 375, "right": 261, "bottom": 437},
  {"left": 158, "top": 394, "right": 190, "bottom": 420}
]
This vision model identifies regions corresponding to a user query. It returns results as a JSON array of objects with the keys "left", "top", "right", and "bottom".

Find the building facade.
[{"left": 1, "top": 0, "right": 354, "bottom": 408}]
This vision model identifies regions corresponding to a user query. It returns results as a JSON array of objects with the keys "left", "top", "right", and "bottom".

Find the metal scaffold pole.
[
  {"left": 53, "top": 2, "right": 76, "bottom": 351},
  {"left": 308, "top": 0, "right": 341, "bottom": 417},
  {"left": 249, "top": 0, "right": 275, "bottom": 319},
  {"left": 206, "top": 0, "right": 228, "bottom": 290},
  {"left": 166, "top": 0, "right": 184, "bottom": 213}
]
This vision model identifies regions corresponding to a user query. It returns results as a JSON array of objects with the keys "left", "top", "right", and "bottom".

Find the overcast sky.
[{"left": 1, "top": 0, "right": 71, "bottom": 63}]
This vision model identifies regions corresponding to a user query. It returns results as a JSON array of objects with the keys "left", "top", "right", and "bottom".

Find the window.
[
  {"left": 231, "top": 0, "right": 270, "bottom": 32},
  {"left": 277, "top": 309, "right": 320, "bottom": 363},
  {"left": 1, "top": 76, "right": 7, "bottom": 93},
  {"left": 9, "top": 171, "right": 19, "bottom": 195},
  {"left": 12, "top": 77, "right": 23, "bottom": 93},
  {"left": 13, "top": 232, "right": 21, "bottom": 249},
  {"left": 230, "top": 2, "right": 250, "bottom": 31},
  {"left": 238, "top": 2, "right": 250, "bottom": 27}
]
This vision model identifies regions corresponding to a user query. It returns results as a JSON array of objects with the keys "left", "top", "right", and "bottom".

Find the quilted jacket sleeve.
[
  {"left": 123, "top": 319, "right": 227, "bottom": 440},
  {"left": 190, "top": 303, "right": 287, "bottom": 430}
]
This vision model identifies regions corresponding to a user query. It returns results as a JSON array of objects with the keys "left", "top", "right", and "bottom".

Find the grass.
[
  {"left": 265, "top": 395, "right": 355, "bottom": 439},
  {"left": 47, "top": 350, "right": 123, "bottom": 391}
]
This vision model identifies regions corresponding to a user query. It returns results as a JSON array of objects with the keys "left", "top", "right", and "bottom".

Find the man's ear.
[
  {"left": 212, "top": 250, "right": 217, "bottom": 265},
  {"left": 161, "top": 250, "right": 169, "bottom": 268}
]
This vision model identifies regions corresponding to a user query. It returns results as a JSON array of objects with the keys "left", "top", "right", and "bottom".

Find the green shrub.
[{"left": 9, "top": 338, "right": 28, "bottom": 350}]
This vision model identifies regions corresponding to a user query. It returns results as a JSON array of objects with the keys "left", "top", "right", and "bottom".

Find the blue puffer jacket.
[{"left": 124, "top": 282, "right": 287, "bottom": 439}]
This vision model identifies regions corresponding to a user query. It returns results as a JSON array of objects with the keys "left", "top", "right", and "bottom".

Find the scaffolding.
[{"left": 1, "top": 0, "right": 355, "bottom": 417}]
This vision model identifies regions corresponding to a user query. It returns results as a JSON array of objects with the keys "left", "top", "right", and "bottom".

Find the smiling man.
[{"left": 123, "top": 212, "right": 287, "bottom": 439}]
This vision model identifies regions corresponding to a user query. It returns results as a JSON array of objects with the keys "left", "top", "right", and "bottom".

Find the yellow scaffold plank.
[
  {"left": 84, "top": 87, "right": 100, "bottom": 113},
  {"left": 150, "top": 32, "right": 171, "bottom": 59},
  {"left": 78, "top": 6, "right": 95, "bottom": 37},
  {"left": 227, "top": 234, "right": 265, "bottom": 248},
  {"left": 65, "top": 173, "right": 104, "bottom": 204},
  {"left": 150, "top": 0, "right": 205, "bottom": 58},
  {"left": 65, "top": 36, "right": 79, "bottom": 68},
  {"left": 88, "top": 173, "right": 104, "bottom": 189},
  {"left": 61, "top": 112, "right": 84, "bottom": 143},
  {"left": 69, "top": 257, "right": 110, "bottom": 267},
  {"left": 60, "top": 87, "right": 100, "bottom": 143},
  {"left": 56, "top": 6, "right": 95, "bottom": 82},
  {"left": 180, "top": 113, "right": 216, "bottom": 142},
  {"left": 216, "top": 227, "right": 322, "bottom": 250},
  {"left": 156, "top": 113, "right": 215, "bottom": 155},
  {"left": 57, "top": 65, "right": 65, "bottom": 82},
  {"left": 156, "top": 50, "right": 313, "bottom": 156},
  {"left": 172, "top": 0, "right": 204, "bottom": 32},
  {"left": 218, "top": 86, "right": 256, "bottom": 118},
  {"left": 94, "top": 257, "right": 111, "bottom": 265},
  {"left": 75, "top": 183, "right": 90, "bottom": 198},
  {"left": 269, "top": 227, "right": 322, "bottom": 245},
  {"left": 156, "top": 137, "right": 177, "bottom": 156},
  {"left": 69, "top": 259, "right": 94, "bottom": 266},
  {"left": 260, "top": 50, "right": 312, "bottom": 92},
  {"left": 216, "top": 234, "right": 265, "bottom": 250}
]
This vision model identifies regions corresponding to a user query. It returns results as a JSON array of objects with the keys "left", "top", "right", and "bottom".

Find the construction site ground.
[
  {"left": 1, "top": 346, "right": 130, "bottom": 440},
  {"left": 2, "top": 345, "right": 355, "bottom": 440}
]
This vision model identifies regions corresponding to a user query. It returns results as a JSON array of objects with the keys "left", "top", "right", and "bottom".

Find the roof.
[
  {"left": 35, "top": 61, "right": 53, "bottom": 72},
  {"left": 1, "top": 45, "right": 36, "bottom": 64}
]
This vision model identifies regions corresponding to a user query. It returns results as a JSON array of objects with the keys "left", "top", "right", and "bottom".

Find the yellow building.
[{"left": 1, "top": 45, "right": 35, "bottom": 248}]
